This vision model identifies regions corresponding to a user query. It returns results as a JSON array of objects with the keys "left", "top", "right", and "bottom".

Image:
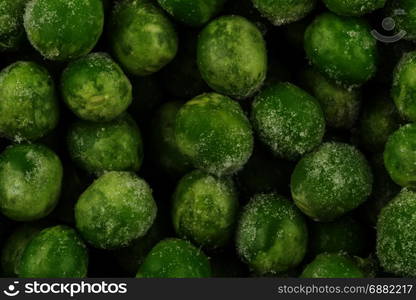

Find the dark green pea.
[
  {"left": 236, "top": 193, "right": 308, "bottom": 274},
  {"left": 19, "top": 225, "right": 88, "bottom": 278},
  {"left": 137, "top": 238, "right": 211, "bottom": 278},
  {"left": 172, "top": 170, "right": 238, "bottom": 248},
  {"left": 24, "top": 0, "right": 104, "bottom": 60}
]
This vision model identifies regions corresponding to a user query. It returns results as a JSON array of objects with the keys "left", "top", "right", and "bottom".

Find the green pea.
[
  {"left": 301, "top": 253, "right": 365, "bottom": 278},
  {"left": 359, "top": 92, "right": 401, "bottom": 152},
  {"left": 251, "top": 82, "right": 325, "bottom": 160},
  {"left": 137, "top": 238, "right": 211, "bottom": 278},
  {"left": 252, "top": 0, "right": 316, "bottom": 26},
  {"left": 0, "top": 144, "right": 62, "bottom": 221},
  {"left": 392, "top": 52, "right": 416, "bottom": 122},
  {"left": 24, "top": 0, "right": 104, "bottom": 60},
  {"left": 300, "top": 68, "right": 361, "bottom": 129},
  {"left": 19, "top": 225, "right": 88, "bottom": 278},
  {"left": 1, "top": 222, "right": 47, "bottom": 277},
  {"left": 291, "top": 142, "right": 373, "bottom": 221},
  {"left": 384, "top": 124, "right": 416, "bottom": 188},
  {"left": 75, "top": 171, "right": 157, "bottom": 249},
  {"left": 172, "top": 170, "right": 238, "bottom": 248},
  {"left": 377, "top": 188, "right": 416, "bottom": 277},
  {"left": 67, "top": 114, "right": 143, "bottom": 175},
  {"left": 386, "top": 0, "right": 416, "bottom": 41},
  {"left": 0, "top": 0, "right": 28, "bottom": 51},
  {"left": 0, "top": 61, "right": 59, "bottom": 142},
  {"left": 61, "top": 53, "right": 132, "bottom": 122},
  {"left": 236, "top": 193, "right": 308, "bottom": 274},
  {"left": 322, "top": 0, "right": 386, "bottom": 16},
  {"left": 157, "top": 0, "right": 226, "bottom": 26},
  {"left": 110, "top": 0, "right": 178, "bottom": 76},
  {"left": 304, "top": 12, "right": 378, "bottom": 86},
  {"left": 175, "top": 93, "right": 253, "bottom": 176},
  {"left": 150, "top": 101, "right": 192, "bottom": 177},
  {"left": 197, "top": 15, "right": 267, "bottom": 99}
]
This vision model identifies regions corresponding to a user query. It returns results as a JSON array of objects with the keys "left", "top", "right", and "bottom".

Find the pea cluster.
[{"left": 0, "top": 0, "right": 415, "bottom": 278}]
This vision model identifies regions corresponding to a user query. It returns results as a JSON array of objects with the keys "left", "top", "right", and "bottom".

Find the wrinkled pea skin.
[
  {"left": 304, "top": 12, "right": 377, "bottom": 86},
  {"left": 252, "top": 0, "right": 316, "bottom": 26},
  {"left": 110, "top": 0, "right": 178, "bottom": 76},
  {"left": 322, "top": 0, "right": 386, "bottom": 16},
  {"left": 0, "top": 144, "right": 63, "bottom": 221},
  {"left": 0, "top": 0, "right": 29, "bottom": 51},
  {"left": 197, "top": 15, "right": 267, "bottom": 99},
  {"left": 137, "top": 238, "right": 211, "bottom": 278},
  {"left": 301, "top": 253, "right": 365, "bottom": 278},
  {"left": 175, "top": 93, "right": 253, "bottom": 176},
  {"left": 157, "top": 0, "right": 226, "bottom": 26},
  {"left": 236, "top": 193, "right": 308, "bottom": 274},
  {"left": 24, "top": 0, "right": 104, "bottom": 61},
  {"left": 61, "top": 53, "right": 132, "bottom": 122},
  {"left": 67, "top": 114, "right": 143, "bottom": 175},
  {"left": 384, "top": 124, "right": 416, "bottom": 188},
  {"left": 172, "top": 170, "right": 238, "bottom": 248},
  {"left": 0, "top": 61, "right": 59, "bottom": 142},
  {"left": 19, "top": 225, "right": 88, "bottom": 278},
  {"left": 75, "top": 172, "right": 157, "bottom": 249}
]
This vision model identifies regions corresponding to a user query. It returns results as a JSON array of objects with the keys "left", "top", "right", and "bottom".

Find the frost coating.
[
  {"left": 175, "top": 93, "right": 254, "bottom": 176},
  {"left": 157, "top": 0, "right": 226, "bottom": 26},
  {"left": 75, "top": 171, "right": 157, "bottom": 249},
  {"left": 61, "top": 53, "right": 132, "bottom": 122},
  {"left": 236, "top": 193, "right": 308, "bottom": 274},
  {"left": 0, "top": 61, "right": 59, "bottom": 142},
  {"left": 301, "top": 253, "right": 365, "bottom": 278},
  {"left": 197, "top": 15, "right": 267, "bottom": 99},
  {"left": 172, "top": 170, "right": 238, "bottom": 248},
  {"left": 384, "top": 124, "right": 416, "bottom": 188},
  {"left": 322, "top": 0, "right": 386, "bottom": 16},
  {"left": 252, "top": 0, "right": 316, "bottom": 26},
  {"left": 304, "top": 12, "right": 377, "bottom": 86},
  {"left": 291, "top": 142, "right": 373, "bottom": 221},
  {"left": 67, "top": 114, "right": 143, "bottom": 175},
  {"left": 377, "top": 188, "right": 416, "bottom": 277},
  {"left": 19, "top": 225, "right": 88, "bottom": 278},
  {"left": 392, "top": 52, "right": 416, "bottom": 122},
  {"left": 110, "top": 0, "right": 178, "bottom": 75},
  {"left": 0, "top": 144, "right": 63, "bottom": 221},
  {"left": 24, "top": 0, "right": 104, "bottom": 61},
  {"left": 137, "top": 238, "right": 211, "bottom": 278},
  {"left": 0, "top": 0, "right": 29, "bottom": 51},
  {"left": 251, "top": 82, "right": 325, "bottom": 160}
]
